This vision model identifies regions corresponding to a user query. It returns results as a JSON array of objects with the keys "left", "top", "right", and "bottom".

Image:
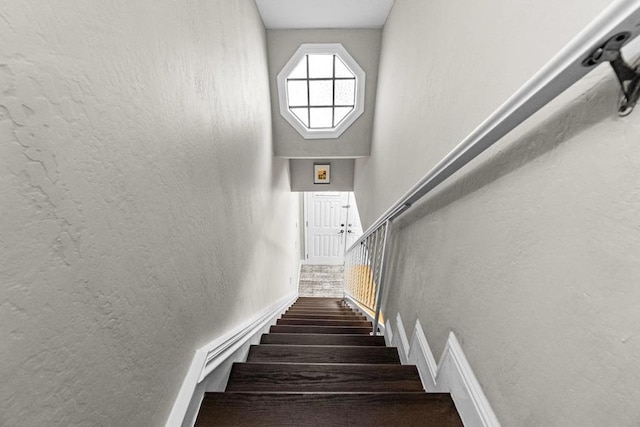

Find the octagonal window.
[{"left": 277, "top": 44, "right": 365, "bottom": 139}]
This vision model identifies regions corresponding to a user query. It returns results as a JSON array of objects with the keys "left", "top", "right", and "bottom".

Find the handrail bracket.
[{"left": 583, "top": 32, "right": 640, "bottom": 116}]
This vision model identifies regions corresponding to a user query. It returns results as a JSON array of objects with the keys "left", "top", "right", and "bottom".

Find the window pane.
[
  {"left": 335, "top": 79, "right": 355, "bottom": 106},
  {"left": 309, "top": 80, "right": 333, "bottom": 106},
  {"left": 334, "top": 107, "right": 353, "bottom": 126},
  {"left": 334, "top": 57, "right": 354, "bottom": 78},
  {"left": 308, "top": 54, "right": 334, "bottom": 78},
  {"left": 309, "top": 107, "right": 332, "bottom": 128},
  {"left": 287, "top": 80, "right": 308, "bottom": 106},
  {"left": 290, "top": 107, "right": 309, "bottom": 127},
  {"left": 289, "top": 56, "right": 307, "bottom": 78}
]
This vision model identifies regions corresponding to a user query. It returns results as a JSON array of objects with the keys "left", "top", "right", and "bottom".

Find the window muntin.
[
  {"left": 286, "top": 54, "right": 356, "bottom": 130},
  {"left": 276, "top": 43, "right": 365, "bottom": 140}
]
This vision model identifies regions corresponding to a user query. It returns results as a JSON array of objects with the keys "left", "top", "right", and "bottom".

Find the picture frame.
[{"left": 314, "top": 164, "right": 331, "bottom": 184}]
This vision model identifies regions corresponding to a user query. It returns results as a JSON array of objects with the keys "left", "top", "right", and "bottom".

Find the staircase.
[{"left": 194, "top": 297, "right": 463, "bottom": 426}]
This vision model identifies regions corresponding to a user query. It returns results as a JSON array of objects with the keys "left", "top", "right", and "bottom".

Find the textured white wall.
[
  {"left": 355, "top": 0, "right": 640, "bottom": 425},
  {"left": 0, "top": 1, "right": 299, "bottom": 425},
  {"left": 267, "top": 29, "right": 382, "bottom": 158}
]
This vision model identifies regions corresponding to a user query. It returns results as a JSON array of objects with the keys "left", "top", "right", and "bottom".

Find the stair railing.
[
  {"left": 343, "top": 0, "right": 640, "bottom": 335},
  {"left": 344, "top": 219, "right": 391, "bottom": 331}
]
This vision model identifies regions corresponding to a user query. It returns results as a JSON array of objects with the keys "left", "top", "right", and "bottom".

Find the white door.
[
  {"left": 344, "top": 193, "right": 364, "bottom": 249},
  {"left": 305, "top": 192, "right": 349, "bottom": 265}
]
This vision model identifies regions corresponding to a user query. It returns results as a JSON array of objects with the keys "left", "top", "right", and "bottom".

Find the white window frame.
[{"left": 277, "top": 43, "right": 366, "bottom": 140}]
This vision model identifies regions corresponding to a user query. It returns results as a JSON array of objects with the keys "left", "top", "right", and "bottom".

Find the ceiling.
[{"left": 254, "top": 0, "right": 395, "bottom": 29}]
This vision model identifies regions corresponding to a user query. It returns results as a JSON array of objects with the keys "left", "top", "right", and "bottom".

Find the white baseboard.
[
  {"left": 165, "top": 291, "right": 298, "bottom": 427},
  {"left": 388, "top": 314, "right": 501, "bottom": 427},
  {"left": 295, "top": 262, "right": 302, "bottom": 293},
  {"left": 384, "top": 319, "right": 393, "bottom": 346}
]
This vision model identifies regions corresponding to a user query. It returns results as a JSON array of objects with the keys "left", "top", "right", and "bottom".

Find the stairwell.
[{"left": 195, "top": 297, "right": 463, "bottom": 426}]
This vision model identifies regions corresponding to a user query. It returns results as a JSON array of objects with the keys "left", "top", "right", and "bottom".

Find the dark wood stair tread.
[
  {"left": 281, "top": 313, "right": 366, "bottom": 320},
  {"left": 270, "top": 325, "right": 372, "bottom": 335},
  {"left": 260, "top": 333, "right": 386, "bottom": 346},
  {"left": 247, "top": 345, "right": 401, "bottom": 364},
  {"left": 286, "top": 309, "right": 356, "bottom": 314},
  {"left": 226, "top": 363, "right": 423, "bottom": 392},
  {"left": 287, "top": 308, "right": 356, "bottom": 312},
  {"left": 289, "top": 303, "right": 351, "bottom": 307},
  {"left": 195, "top": 392, "right": 463, "bottom": 426},
  {"left": 284, "top": 311, "right": 361, "bottom": 318},
  {"left": 291, "top": 302, "right": 347, "bottom": 306},
  {"left": 290, "top": 303, "right": 347, "bottom": 307},
  {"left": 195, "top": 297, "right": 462, "bottom": 424},
  {"left": 277, "top": 318, "right": 372, "bottom": 327}
]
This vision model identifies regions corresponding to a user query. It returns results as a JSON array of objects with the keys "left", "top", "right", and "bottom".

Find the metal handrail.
[
  {"left": 349, "top": 0, "right": 640, "bottom": 253},
  {"left": 344, "top": 0, "right": 640, "bottom": 333}
]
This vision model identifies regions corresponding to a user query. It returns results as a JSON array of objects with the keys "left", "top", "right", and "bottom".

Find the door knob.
[{"left": 338, "top": 230, "right": 345, "bottom": 234}]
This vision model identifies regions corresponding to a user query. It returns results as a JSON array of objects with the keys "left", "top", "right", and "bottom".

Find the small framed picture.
[{"left": 314, "top": 164, "right": 331, "bottom": 184}]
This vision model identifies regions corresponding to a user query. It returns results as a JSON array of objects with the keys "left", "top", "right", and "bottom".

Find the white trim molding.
[
  {"left": 165, "top": 292, "right": 298, "bottom": 427},
  {"left": 388, "top": 314, "right": 501, "bottom": 427}
]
